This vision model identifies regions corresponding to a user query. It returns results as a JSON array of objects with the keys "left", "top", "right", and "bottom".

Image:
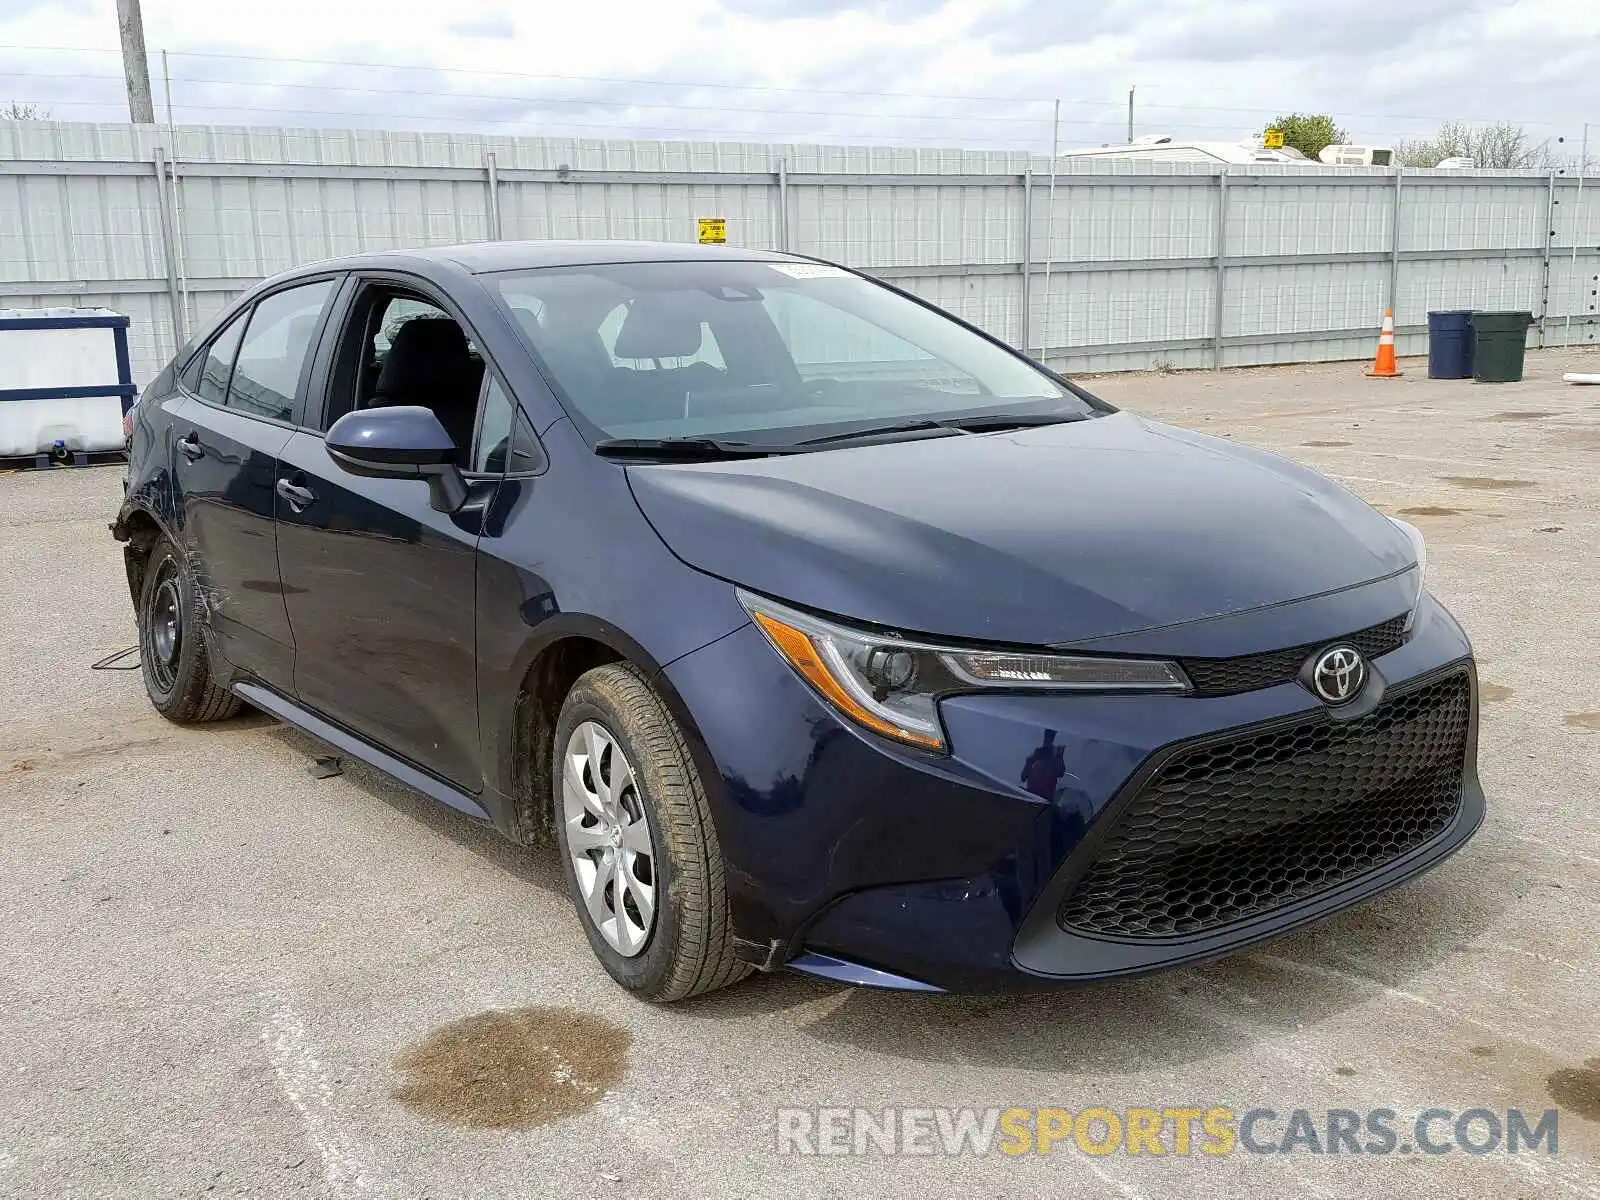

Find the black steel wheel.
[{"left": 137, "top": 534, "right": 241, "bottom": 723}]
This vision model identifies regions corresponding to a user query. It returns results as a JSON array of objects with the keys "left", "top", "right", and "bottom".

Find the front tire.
[
  {"left": 552, "top": 663, "right": 749, "bottom": 1001},
  {"left": 137, "top": 534, "right": 241, "bottom": 724}
]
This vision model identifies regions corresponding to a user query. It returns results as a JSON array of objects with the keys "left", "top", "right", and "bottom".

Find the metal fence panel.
[
  {"left": 1544, "top": 251, "right": 1600, "bottom": 346},
  {"left": 790, "top": 182, "right": 1019, "bottom": 268},
  {"left": 501, "top": 181, "right": 776, "bottom": 247},
  {"left": 1228, "top": 180, "right": 1393, "bottom": 257},
  {"left": 2, "top": 120, "right": 1594, "bottom": 386},
  {"left": 1039, "top": 179, "right": 1218, "bottom": 264},
  {"left": 1229, "top": 261, "right": 1391, "bottom": 338},
  {"left": 1034, "top": 265, "right": 1217, "bottom": 354},
  {"left": 896, "top": 272, "right": 1027, "bottom": 352},
  {"left": 1400, "top": 257, "right": 1545, "bottom": 320},
  {"left": 1401, "top": 181, "right": 1547, "bottom": 251}
]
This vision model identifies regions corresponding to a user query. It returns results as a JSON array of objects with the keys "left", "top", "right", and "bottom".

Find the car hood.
[{"left": 625, "top": 412, "right": 1414, "bottom": 646}]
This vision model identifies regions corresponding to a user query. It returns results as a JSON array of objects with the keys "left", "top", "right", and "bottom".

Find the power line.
[
  {"left": 8, "top": 44, "right": 1581, "bottom": 136},
  {"left": 1, "top": 42, "right": 1587, "bottom": 129},
  {"left": 1133, "top": 83, "right": 1573, "bottom": 129},
  {"left": 0, "top": 69, "right": 1115, "bottom": 126},
  {"left": 0, "top": 96, "right": 1071, "bottom": 145},
  {"left": 3, "top": 92, "right": 1273, "bottom": 144},
  {"left": 0, "top": 43, "right": 1067, "bottom": 106},
  {"left": 2, "top": 70, "right": 1264, "bottom": 138}
]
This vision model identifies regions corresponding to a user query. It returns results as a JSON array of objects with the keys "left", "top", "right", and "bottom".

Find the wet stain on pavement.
[
  {"left": 1334, "top": 1065, "right": 1357, "bottom": 1077},
  {"left": 1562, "top": 712, "right": 1600, "bottom": 732},
  {"left": 1546, "top": 1058, "right": 1600, "bottom": 1123},
  {"left": 5, "top": 735, "right": 172, "bottom": 775},
  {"left": 1398, "top": 505, "right": 1463, "bottom": 517},
  {"left": 1439, "top": 476, "right": 1536, "bottom": 490},
  {"left": 1479, "top": 683, "right": 1513, "bottom": 703},
  {"left": 1469, "top": 1045, "right": 1496, "bottom": 1058},
  {"left": 1301, "top": 440, "right": 1352, "bottom": 447},
  {"left": 1489, "top": 411, "right": 1557, "bottom": 421},
  {"left": 392, "top": 1006, "right": 631, "bottom": 1130}
]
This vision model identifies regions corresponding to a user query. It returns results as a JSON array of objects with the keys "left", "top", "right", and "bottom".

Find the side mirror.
[{"left": 326, "top": 405, "right": 468, "bottom": 513}]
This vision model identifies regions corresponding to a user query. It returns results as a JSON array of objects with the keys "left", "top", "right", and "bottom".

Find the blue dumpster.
[{"left": 1427, "top": 310, "right": 1474, "bottom": 379}]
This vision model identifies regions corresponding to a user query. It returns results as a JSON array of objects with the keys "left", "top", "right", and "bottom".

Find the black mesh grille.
[
  {"left": 1178, "top": 616, "right": 1408, "bottom": 697},
  {"left": 1057, "top": 672, "right": 1470, "bottom": 939}
]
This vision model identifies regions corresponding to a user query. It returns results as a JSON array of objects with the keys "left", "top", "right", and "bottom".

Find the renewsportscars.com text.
[{"left": 775, "top": 1106, "right": 1560, "bottom": 1158}]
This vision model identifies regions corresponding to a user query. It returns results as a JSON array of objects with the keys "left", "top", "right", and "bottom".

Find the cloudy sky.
[{"left": 1, "top": 0, "right": 1597, "bottom": 154}]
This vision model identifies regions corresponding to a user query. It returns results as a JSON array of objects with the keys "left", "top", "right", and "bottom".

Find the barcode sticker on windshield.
[{"left": 769, "top": 263, "right": 850, "bottom": 279}]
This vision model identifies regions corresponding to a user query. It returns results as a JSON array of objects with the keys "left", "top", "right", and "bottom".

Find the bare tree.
[
  {"left": 1393, "top": 121, "right": 1557, "bottom": 169},
  {"left": 1, "top": 102, "right": 50, "bottom": 120}
]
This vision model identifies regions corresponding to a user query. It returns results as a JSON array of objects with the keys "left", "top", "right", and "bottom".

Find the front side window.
[
  {"left": 471, "top": 376, "right": 546, "bottom": 475},
  {"left": 226, "top": 281, "right": 335, "bottom": 423},
  {"left": 322, "top": 287, "right": 487, "bottom": 451},
  {"left": 473, "top": 377, "right": 514, "bottom": 473},
  {"left": 495, "top": 260, "right": 1089, "bottom": 445},
  {"left": 375, "top": 297, "right": 450, "bottom": 355}
]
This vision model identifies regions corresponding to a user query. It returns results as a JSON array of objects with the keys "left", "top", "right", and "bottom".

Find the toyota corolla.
[{"left": 113, "top": 241, "right": 1483, "bottom": 999}]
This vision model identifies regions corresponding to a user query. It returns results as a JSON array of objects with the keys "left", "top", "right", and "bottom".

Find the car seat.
[{"left": 371, "top": 318, "right": 484, "bottom": 453}]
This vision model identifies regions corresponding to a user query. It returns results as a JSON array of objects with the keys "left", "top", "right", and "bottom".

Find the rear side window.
[
  {"left": 191, "top": 312, "right": 246, "bottom": 405},
  {"left": 225, "top": 281, "right": 335, "bottom": 424}
]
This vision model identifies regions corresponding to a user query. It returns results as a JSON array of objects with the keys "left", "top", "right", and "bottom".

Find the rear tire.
[
  {"left": 137, "top": 534, "right": 242, "bottom": 724},
  {"left": 552, "top": 662, "right": 749, "bottom": 1002}
]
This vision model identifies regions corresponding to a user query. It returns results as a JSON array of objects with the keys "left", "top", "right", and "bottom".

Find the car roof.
[{"left": 308, "top": 240, "right": 805, "bottom": 277}]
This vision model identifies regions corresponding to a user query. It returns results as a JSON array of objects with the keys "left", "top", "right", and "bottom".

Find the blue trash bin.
[{"left": 1427, "top": 310, "right": 1474, "bottom": 379}]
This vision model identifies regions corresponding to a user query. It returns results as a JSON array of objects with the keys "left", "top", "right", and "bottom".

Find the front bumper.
[{"left": 664, "top": 592, "right": 1481, "bottom": 993}]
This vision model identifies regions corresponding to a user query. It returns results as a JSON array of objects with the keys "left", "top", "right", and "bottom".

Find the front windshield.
[{"left": 493, "top": 260, "right": 1096, "bottom": 444}]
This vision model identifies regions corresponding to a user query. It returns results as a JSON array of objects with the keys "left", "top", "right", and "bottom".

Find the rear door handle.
[
  {"left": 178, "top": 431, "right": 204, "bottom": 461},
  {"left": 275, "top": 479, "right": 316, "bottom": 511}
]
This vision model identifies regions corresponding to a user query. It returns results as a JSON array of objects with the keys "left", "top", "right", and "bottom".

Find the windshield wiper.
[
  {"left": 593, "top": 436, "right": 794, "bottom": 460},
  {"left": 598, "top": 411, "right": 1097, "bottom": 459},
  {"left": 941, "top": 411, "right": 1092, "bottom": 433},
  {"left": 791, "top": 410, "right": 1091, "bottom": 448},
  {"left": 789, "top": 419, "right": 954, "bottom": 448}
]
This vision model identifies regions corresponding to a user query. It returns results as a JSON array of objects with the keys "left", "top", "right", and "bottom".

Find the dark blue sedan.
[{"left": 113, "top": 241, "right": 1483, "bottom": 999}]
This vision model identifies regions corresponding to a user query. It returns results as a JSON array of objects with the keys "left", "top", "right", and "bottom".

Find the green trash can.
[{"left": 1469, "top": 311, "right": 1534, "bottom": 382}]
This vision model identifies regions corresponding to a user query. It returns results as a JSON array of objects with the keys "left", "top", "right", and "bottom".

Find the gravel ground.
[{"left": 2, "top": 348, "right": 1598, "bottom": 1199}]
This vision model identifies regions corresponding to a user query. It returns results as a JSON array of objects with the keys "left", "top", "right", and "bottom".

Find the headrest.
[
  {"left": 386, "top": 316, "right": 469, "bottom": 365},
  {"left": 613, "top": 299, "right": 704, "bottom": 360},
  {"left": 376, "top": 318, "right": 476, "bottom": 399}
]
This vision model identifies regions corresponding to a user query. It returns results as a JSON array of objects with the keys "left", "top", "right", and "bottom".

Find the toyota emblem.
[{"left": 1310, "top": 646, "right": 1367, "bottom": 705}]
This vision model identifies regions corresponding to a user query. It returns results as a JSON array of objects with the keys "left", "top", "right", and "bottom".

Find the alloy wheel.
[{"left": 562, "top": 720, "right": 657, "bottom": 957}]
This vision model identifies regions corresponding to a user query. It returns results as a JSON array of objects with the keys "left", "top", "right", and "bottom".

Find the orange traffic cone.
[{"left": 1366, "top": 307, "right": 1403, "bottom": 378}]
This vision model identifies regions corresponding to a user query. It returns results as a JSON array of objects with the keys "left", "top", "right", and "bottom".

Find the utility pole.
[
  {"left": 115, "top": 0, "right": 156, "bottom": 123},
  {"left": 1127, "top": 86, "right": 1135, "bottom": 143}
]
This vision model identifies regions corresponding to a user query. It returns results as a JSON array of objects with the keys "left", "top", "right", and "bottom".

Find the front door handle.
[
  {"left": 178, "top": 431, "right": 204, "bottom": 461},
  {"left": 275, "top": 478, "right": 316, "bottom": 511}
]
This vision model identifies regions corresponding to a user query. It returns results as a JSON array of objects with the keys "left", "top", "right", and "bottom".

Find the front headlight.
[
  {"left": 1388, "top": 517, "right": 1428, "bottom": 630},
  {"left": 738, "top": 591, "right": 1190, "bottom": 753}
]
